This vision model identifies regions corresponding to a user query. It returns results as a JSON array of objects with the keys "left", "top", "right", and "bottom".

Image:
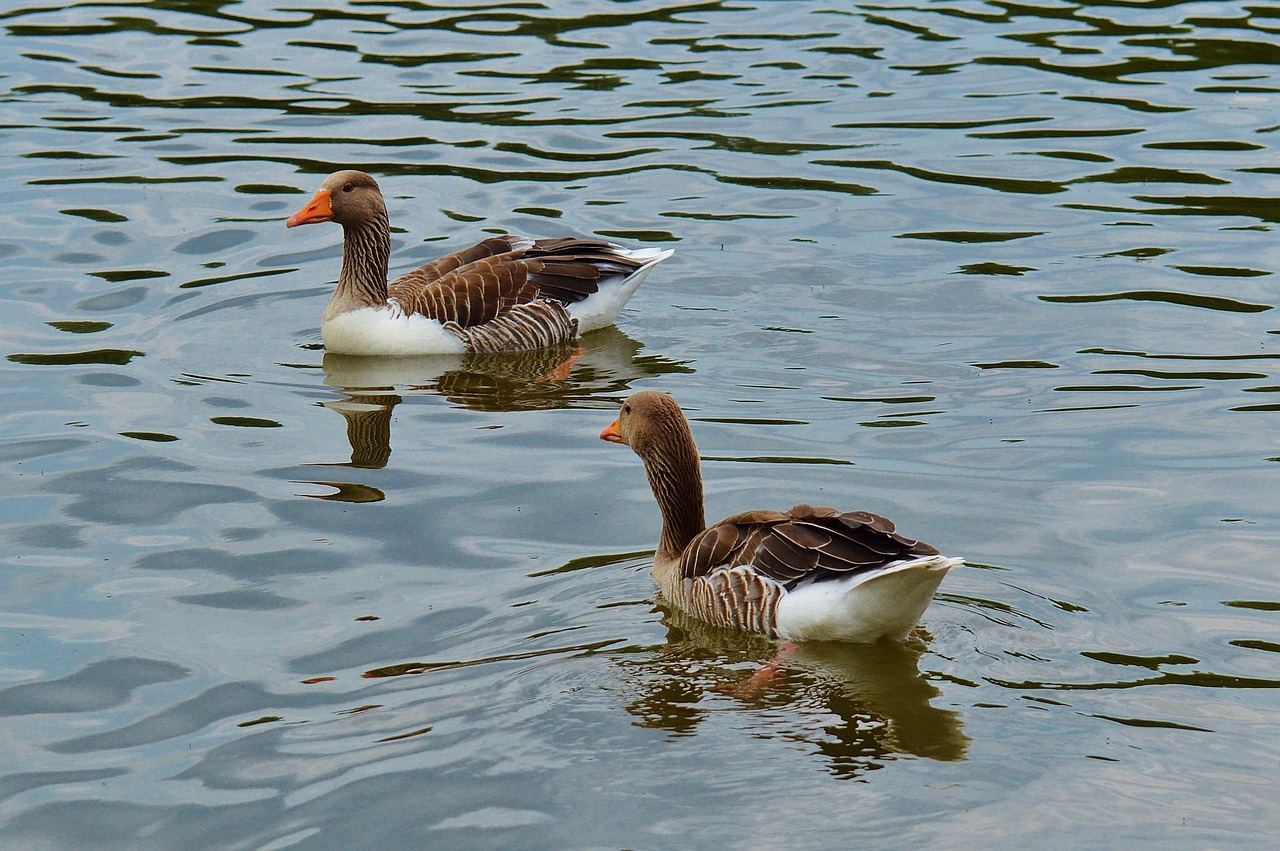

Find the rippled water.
[{"left": 3, "top": 0, "right": 1279, "bottom": 846}]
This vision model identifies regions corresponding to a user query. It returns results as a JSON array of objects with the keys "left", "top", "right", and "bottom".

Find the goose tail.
[{"left": 570, "top": 247, "right": 674, "bottom": 334}]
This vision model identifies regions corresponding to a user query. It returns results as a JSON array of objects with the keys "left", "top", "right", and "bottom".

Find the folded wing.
[
  {"left": 388, "top": 236, "right": 650, "bottom": 330},
  {"left": 678, "top": 504, "right": 940, "bottom": 589}
]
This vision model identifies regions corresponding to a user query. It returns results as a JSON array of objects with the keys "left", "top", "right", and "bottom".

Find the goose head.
[
  {"left": 601, "top": 389, "right": 707, "bottom": 564},
  {"left": 600, "top": 390, "right": 693, "bottom": 458},
  {"left": 286, "top": 170, "right": 386, "bottom": 229}
]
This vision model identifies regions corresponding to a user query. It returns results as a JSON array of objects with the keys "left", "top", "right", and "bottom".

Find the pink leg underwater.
[
  {"left": 537, "top": 347, "right": 585, "bottom": 382},
  {"left": 723, "top": 642, "right": 800, "bottom": 699}
]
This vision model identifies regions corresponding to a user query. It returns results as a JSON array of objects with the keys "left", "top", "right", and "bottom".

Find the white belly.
[{"left": 322, "top": 307, "right": 467, "bottom": 356}]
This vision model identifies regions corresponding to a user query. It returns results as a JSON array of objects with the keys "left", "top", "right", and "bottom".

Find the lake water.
[{"left": 2, "top": 0, "right": 1279, "bottom": 847}]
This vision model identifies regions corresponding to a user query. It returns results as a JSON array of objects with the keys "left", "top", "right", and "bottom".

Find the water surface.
[{"left": 2, "top": 1, "right": 1279, "bottom": 847}]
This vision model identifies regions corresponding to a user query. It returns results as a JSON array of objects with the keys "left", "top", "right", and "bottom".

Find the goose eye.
[
  {"left": 341, "top": 183, "right": 354, "bottom": 193},
  {"left": 622, "top": 404, "right": 631, "bottom": 413}
]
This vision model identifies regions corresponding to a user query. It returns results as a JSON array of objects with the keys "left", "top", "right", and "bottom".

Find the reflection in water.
[
  {"left": 321, "top": 326, "right": 691, "bottom": 413},
  {"left": 618, "top": 608, "right": 968, "bottom": 778},
  {"left": 321, "top": 395, "right": 400, "bottom": 469},
  {"left": 6, "top": 0, "right": 1280, "bottom": 844},
  {"left": 308, "top": 328, "right": 688, "bottom": 500},
  {"left": 297, "top": 393, "right": 397, "bottom": 501},
  {"left": 296, "top": 479, "right": 387, "bottom": 503},
  {"left": 316, "top": 327, "right": 689, "bottom": 470}
]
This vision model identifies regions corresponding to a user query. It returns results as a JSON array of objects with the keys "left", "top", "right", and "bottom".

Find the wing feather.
[
  {"left": 386, "top": 235, "right": 653, "bottom": 329},
  {"left": 681, "top": 523, "right": 741, "bottom": 580},
  {"left": 668, "top": 503, "right": 941, "bottom": 637},
  {"left": 676, "top": 505, "right": 942, "bottom": 592}
]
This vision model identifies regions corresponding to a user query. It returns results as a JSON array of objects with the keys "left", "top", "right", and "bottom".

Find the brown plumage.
[
  {"left": 678, "top": 504, "right": 938, "bottom": 587},
  {"left": 601, "top": 391, "right": 960, "bottom": 642},
  {"left": 285, "top": 170, "right": 671, "bottom": 355}
]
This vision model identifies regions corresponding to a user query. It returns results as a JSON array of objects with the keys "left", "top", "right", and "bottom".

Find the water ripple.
[{"left": 3, "top": 0, "right": 1280, "bottom": 846}]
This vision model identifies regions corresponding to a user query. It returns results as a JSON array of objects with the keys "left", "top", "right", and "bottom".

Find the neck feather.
[
  {"left": 640, "top": 426, "right": 706, "bottom": 563},
  {"left": 328, "top": 213, "right": 391, "bottom": 317}
]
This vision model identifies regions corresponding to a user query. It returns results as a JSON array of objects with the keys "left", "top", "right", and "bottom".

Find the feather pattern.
[
  {"left": 602, "top": 391, "right": 962, "bottom": 643},
  {"left": 286, "top": 170, "right": 672, "bottom": 355},
  {"left": 443, "top": 300, "right": 578, "bottom": 353}
]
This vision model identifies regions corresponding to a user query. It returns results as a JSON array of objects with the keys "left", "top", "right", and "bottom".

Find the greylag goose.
[
  {"left": 286, "top": 170, "right": 672, "bottom": 355},
  {"left": 601, "top": 391, "right": 962, "bottom": 643}
]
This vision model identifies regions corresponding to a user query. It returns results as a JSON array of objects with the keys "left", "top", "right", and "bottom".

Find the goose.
[
  {"left": 285, "top": 170, "right": 672, "bottom": 355},
  {"left": 600, "top": 391, "right": 962, "bottom": 643}
]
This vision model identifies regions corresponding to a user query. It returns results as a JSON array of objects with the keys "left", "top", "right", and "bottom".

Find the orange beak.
[
  {"left": 285, "top": 189, "right": 334, "bottom": 228},
  {"left": 600, "top": 417, "right": 624, "bottom": 444}
]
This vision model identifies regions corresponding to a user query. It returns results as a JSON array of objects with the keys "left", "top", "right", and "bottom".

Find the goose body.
[
  {"left": 286, "top": 170, "right": 672, "bottom": 355},
  {"left": 601, "top": 391, "right": 961, "bottom": 643}
]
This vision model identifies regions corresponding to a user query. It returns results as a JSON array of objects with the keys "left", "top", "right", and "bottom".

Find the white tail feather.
[{"left": 776, "top": 555, "right": 962, "bottom": 643}]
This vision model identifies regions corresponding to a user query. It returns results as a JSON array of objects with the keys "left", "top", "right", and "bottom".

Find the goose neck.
[
  {"left": 640, "top": 430, "right": 706, "bottom": 564},
  {"left": 329, "top": 214, "right": 391, "bottom": 316}
]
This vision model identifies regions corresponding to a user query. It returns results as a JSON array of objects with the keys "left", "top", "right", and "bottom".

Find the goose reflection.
[
  {"left": 618, "top": 607, "right": 968, "bottom": 777},
  {"left": 323, "top": 393, "right": 400, "bottom": 469},
  {"left": 318, "top": 327, "right": 689, "bottom": 464},
  {"left": 303, "top": 328, "right": 689, "bottom": 501},
  {"left": 322, "top": 326, "right": 690, "bottom": 414}
]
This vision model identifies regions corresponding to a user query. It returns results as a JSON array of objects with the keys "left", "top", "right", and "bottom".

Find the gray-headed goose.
[
  {"left": 601, "top": 391, "right": 962, "bottom": 643},
  {"left": 286, "top": 170, "right": 672, "bottom": 355}
]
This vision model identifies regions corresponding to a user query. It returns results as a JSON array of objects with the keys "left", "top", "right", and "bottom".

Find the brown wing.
[
  {"left": 676, "top": 504, "right": 939, "bottom": 590},
  {"left": 519, "top": 237, "right": 649, "bottom": 303},
  {"left": 387, "top": 236, "right": 649, "bottom": 328},
  {"left": 391, "top": 236, "right": 524, "bottom": 289}
]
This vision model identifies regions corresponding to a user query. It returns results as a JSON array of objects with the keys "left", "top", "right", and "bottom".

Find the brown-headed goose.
[
  {"left": 601, "top": 391, "right": 962, "bottom": 643},
  {"left": 286, "top": 170, "right": 672, "bottom": 355}
]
